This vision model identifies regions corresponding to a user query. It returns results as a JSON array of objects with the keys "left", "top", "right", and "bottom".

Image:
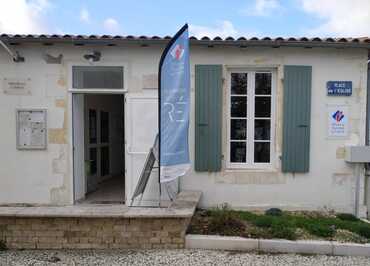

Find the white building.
[{"left": 0, "top": 34, "right": 369, "bottom": 217}]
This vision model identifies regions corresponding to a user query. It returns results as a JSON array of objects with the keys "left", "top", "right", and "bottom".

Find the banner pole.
[
  {"left": 158, "top": 50, "right": 162, "bottom": 207},
  {"left": 157, "top": 23, "right": 189, "bottom": 207}
]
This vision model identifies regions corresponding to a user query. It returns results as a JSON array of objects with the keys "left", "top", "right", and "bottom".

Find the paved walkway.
[{"left": 0, "top": 249, "right": 369, "bottom": 266}]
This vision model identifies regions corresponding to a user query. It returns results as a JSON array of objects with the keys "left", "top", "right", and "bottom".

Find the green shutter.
[
  {"left": 195, "top": 65, "right": 222, "bottom": 172},
  {"left": 282, "top": 65, "right": 312, "bottom": 173}
]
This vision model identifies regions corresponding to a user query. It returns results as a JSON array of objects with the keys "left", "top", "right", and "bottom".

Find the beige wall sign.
[{"left": 3, "top": 78, "right": 31, "bottom": 95}]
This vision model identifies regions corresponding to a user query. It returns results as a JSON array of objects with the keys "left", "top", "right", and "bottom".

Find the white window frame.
[
  {"left": 68, "top": 62, "right": 128, "bottom": 94},
  {"left": 226, "top": 68, "right": 276, "bottom": 169}
]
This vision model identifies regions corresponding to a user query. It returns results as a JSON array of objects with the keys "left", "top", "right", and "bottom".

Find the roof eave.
[{"left": 1, "top": 36, "right": 370, "bottom": 49}]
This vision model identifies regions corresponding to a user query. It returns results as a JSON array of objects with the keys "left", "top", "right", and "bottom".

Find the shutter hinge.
[{"left": 222, "top": 77, "right": 226, "bottom": 84}]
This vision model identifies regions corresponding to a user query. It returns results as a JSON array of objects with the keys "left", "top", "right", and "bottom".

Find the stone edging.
[{"left": 186, "top": 234, "right": 370, "bottom": 257}]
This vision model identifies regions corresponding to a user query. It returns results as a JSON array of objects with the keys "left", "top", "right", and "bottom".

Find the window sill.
[
  {"left": 68, "top": 89, "right": 127, "bottom": 94},
  {"left": 224, "top": 168, "right": 278, "bottom": 174},
  {"left": 215, "top": 168, "right": 285, "bottom": 185}
]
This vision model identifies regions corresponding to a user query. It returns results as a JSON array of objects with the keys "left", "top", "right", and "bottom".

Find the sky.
[{"left": 0, "top": 0, "right": 369, "bottom": 38}]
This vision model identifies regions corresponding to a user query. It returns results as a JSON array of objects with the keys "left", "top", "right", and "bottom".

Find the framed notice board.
[{"left": 16, "top": 109, "right": 47, "bottom": 150}]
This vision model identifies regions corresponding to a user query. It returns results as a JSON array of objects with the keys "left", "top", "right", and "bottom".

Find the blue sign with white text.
[
  {"left": 327, "top": 81, "right": 352, "bottom": 96},
  {"left": 158, "top": 24, "right": 190, "bottom": 183}
]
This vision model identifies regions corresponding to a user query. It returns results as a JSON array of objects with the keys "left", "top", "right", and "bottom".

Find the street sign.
[{"left": 327, "top": 81, "right": 352, "bottom": 96}]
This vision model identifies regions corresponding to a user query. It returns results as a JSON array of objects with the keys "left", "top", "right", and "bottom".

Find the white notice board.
[
  {"left": 16, "top": 109, "right": 47, "bottom": 150},
  {"left": 327, "top": 105, "right": 349, "bottom": 138}
]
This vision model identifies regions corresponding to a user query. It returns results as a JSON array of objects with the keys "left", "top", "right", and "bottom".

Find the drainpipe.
[
  {"left": 364, "top": 56, "right": 370, "bottom": 218},
  {"left": 366, "top": 58, "right": 370, "bottom": 146}
]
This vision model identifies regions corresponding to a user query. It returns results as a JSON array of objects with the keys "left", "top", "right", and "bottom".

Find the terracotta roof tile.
[{"left": 0, "top": 34, "right": 369, "bottom": 48}]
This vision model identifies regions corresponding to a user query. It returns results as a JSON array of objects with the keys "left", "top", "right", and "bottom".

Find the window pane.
[
  {"left": 89, "top": 109, "right": 97, "bottom": 144},
  {"left": 231, "top": 73, "right": 248, "bottom": 95},
  {"left": 231, "top": 96, "right": 247, "bottom": 117},
  {"left": 101, "top": 146, "right": 110, "bottom": 176},
  {"left": 100, "top": 111, "right": 109, "bottom": 143},
  {"left": 254, "top": 120, "right": 271, "bottom": 140},
  {"left": 231, "top": 119, "right": 247, "bottom": 140},
  {"left": 255, "top": 96, "right": 271, "bottom": 117},
  {"left": 73, "top": 66, "right": 123, "bottom": 89},
  {"left": 255, "top": 73, "right": 271, "bottom": 95},
  {"left": 89, "top": 148, "right": 97, "bottom": 175},
  {"left": 254, "top": 142, "right": 270, "bottom": 163},
  {"left": 230, "top": 142, "right": 246, "bottom": 163}
]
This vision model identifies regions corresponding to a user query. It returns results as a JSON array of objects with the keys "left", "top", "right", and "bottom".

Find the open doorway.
[{"left": 73, "top": 93, "right": 125, "bottom": 204}]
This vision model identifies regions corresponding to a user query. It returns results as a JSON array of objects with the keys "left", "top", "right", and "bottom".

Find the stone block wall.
[{"left": 0, "top": 217, "right": 191, "bottom": 249}]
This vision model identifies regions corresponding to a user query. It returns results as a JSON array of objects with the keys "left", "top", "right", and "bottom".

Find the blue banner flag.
[{"left": 158, "top": 24, "right": 190, "bottom": 183}]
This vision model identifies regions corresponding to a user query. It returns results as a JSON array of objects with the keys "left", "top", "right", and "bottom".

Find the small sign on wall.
[
  {"left": 3, "top": 78, "right": 31, "bottom": 95},
  {"left": 16, "top": 109, "right": 47, "bottom": 150},
  {"left": 327, "top": 105, "right": 349, "bottom": 138},
  {"left": 327, "top": 81, "right": 352, "bottom": 96}
]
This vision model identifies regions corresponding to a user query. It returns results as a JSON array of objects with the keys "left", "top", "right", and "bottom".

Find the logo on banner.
[
  {"left": 332, "top": 110, "right": 344, "bottom": 122},
  {"left": 170, "top": 44, "right": 184, "bottom": 60}
]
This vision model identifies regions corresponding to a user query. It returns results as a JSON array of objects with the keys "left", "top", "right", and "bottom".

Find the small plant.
[
  {"left": 356, "top": 224, "right": 370, "bottom": 239},
  {"left": 334, "top": 229, "right": 367, "bottom": 244},
  {"left": 336, "top": 213, "right": 359, "bottom": 222},
  {"left": 270, "top": 222, "right": 297, "bottom": 240},
  {"left": 0, "top": 240, "right": 7, "bottom": 251},
  {"left": 208, "top": 205, "right": 245, "bottom": 236},
  {"left": 254, "top": 216, "right": 274, "bottom": 228},
  {"left": 305, "top": 223, "right": 335, "bottom": 238},
  {"left": 265, "top": 208, "right": 283, "bottom": 216}
]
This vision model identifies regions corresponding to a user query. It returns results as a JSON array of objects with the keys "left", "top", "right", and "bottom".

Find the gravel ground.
[{"left": 0, "top": 249, "right": 370, "bottom": 266}]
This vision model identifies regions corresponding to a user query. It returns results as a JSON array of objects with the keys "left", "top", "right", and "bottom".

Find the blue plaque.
[{"left": 327, "top": 81, "right": 352, "bottom": 96}]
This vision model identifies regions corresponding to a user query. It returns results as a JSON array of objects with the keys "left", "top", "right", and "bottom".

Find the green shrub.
[
  {"left": 207, "top": 206, "right": 245, "bottom": 236},
  {"left": 0, "top": 240, "right": 6, "bottom": 251},
  {"left": 254, "top": 216, "right": 274, "bottom": 228},
  {"left": 238, "top": 211, "right": 258, "bottom": 221},
  {"left": 356, "top": 224, "right": 370, "bottom": 239},
  {"left": 336, "top": 213, "right": 359, "bottom": 222},
  {"left": 270, "top": 222, "right": 297, "bottom": 240},
  {"left": 270, "top": 220, "right": 297, "bottom": 240},
  {"left": 265, "top": 208, "right": 283, "bottom": 216},
  {"left": 305, "top": 223, "right": 335, "bottom": 238}
]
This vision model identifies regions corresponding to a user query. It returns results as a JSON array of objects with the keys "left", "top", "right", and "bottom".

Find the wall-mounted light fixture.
[
  {"left": 0, "top": 40, "right": 24, "bottom": 62},
  {"left": 43, "top": 53, "right": 63, "bottom": 64},
  {"left": 83, "top": 51, "right": 101, "bottom": 62}
]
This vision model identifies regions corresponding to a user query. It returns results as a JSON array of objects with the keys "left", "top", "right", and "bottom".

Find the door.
[
  {"left": 72, "top": 94, "right": 85, "bottom": 201},
  {"left": 125, "top": 92, "right": 178, "bottom": 204},
  {"left": 125, "top": 93, "right": 158, "bottom": 203}
]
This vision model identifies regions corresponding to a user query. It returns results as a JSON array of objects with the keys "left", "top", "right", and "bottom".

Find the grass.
[{"left": 187, "top": 207, "right": 370, "bottom": 243}]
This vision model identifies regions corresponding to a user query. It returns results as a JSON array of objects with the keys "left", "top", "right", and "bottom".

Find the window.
[
  {"left": 100, "top": 111, "right": 109, "bottom": 143},
  {"left": 228, "top": 71, "right": 274, "bottom": 168},
  {"left": 72, "top": 66, "right": 124, "bottom": 89},
  {"left": 89, "top": 109, "right": 97, "bottom": 144},
  {"left": 101, "top": 146, "right": 110, "bottom": 176},
  {"left": 89, "top": 148, "right": 97, "bottom": 175}
]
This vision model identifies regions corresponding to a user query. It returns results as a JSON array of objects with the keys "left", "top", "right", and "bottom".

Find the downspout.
[
  {"left": 364, "top": 55, "right": 370, "bottom": 218},
  {"left": 366, "top": 57, "right": 370, "bottom": 146}
]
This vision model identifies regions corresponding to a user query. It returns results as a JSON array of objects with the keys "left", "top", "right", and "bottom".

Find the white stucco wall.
[{"left": 0, "top": 42, "right": 368, "bottom": 214}]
